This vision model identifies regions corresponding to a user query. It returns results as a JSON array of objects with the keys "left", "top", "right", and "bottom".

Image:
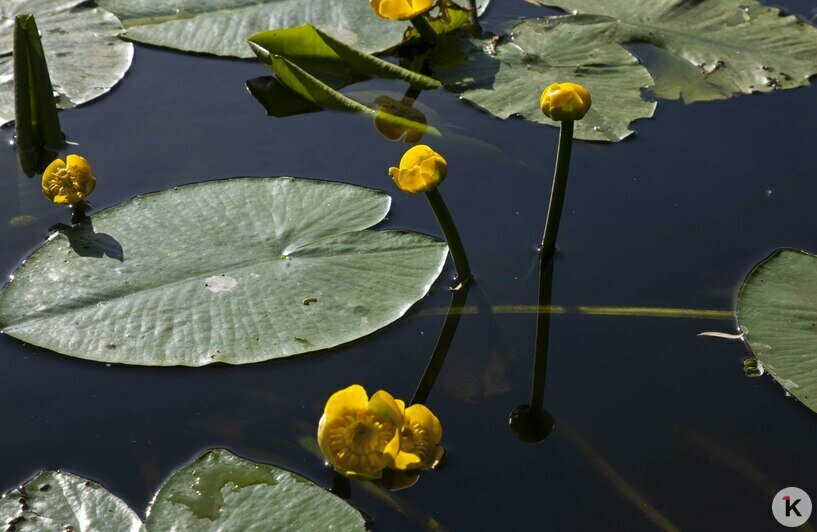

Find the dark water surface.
[{"left": 2, "top": 1, "right": 817, "bottom": 530}]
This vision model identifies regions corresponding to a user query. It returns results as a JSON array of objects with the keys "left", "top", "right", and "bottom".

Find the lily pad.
[
  {"left": 146, "top": 449, "right": 365, "bottom": 530},
  {"left": 0, "top": 177, "right": 447, "bottom": 366},
  {"left": 534, "top": 0, "right": 817, "bottom": 104},
  {"left": 737, "top": 249, "right": 817, "bottom": 414},
  {"left": 97, "top": 0, "right": 489, "bottom": 58},
  {"left": 0, "top": 470, "right": 144, "bottom": 532},
  {"left": 435, "top": 19, "right": 656, "bottom": 141},
  {"left": 0, "top": 0, "right": 134, "bottom": 126}
]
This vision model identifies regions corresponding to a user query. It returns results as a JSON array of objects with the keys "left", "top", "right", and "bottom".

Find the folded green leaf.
[{"left": 248, "top": 24, "right": 440, "bottom": 89}]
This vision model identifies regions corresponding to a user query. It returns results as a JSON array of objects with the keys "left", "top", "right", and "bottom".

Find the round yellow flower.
[
  {"left": 539, "top": 82, "right": 591, "bottom": 121},
  {"left": 392, "top": 400, "right": 443, "bottom": 471},
  {"left": 388, "top": 145, "right": 447, "bottom": 194},
  {"left": 370, "top": 0, "right": 434, "bottom": 20},
  {"left": 317, "top": 385, "right": 403, "bottom": 479},
  {"left": 41, "top": 155, "right": 96, "bottom": 206}
]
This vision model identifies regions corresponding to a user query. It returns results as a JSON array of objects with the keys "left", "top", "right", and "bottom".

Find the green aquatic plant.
[
  {"left": 0, "top": 178, "right": 448, "bottom": 366},
  {"left": 539, "top": 82, "right": 590, "bottom": 257},
  {"left": 389, "top": 145, "right": 473, "bottom": 287}
]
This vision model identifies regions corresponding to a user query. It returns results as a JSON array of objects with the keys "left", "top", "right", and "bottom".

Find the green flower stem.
[
  {"left": 540, "top": 119, "right": 574, "bottom": 255},
  {"left": 409, "top": 14, "right": 437, "bottom": 43},
  {"left": 411, "top": 283, "right": 470, "bottom": 405},
  {"left": 425, "top": 188, "right": 472, "bottom": 287}
]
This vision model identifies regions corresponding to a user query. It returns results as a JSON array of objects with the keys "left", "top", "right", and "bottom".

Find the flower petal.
[
  {"left": 42, "top": 158, "right": 65, "bottom": 191},
  {"left": 324, "top": 384, "right": 369, "bottom": 419},
  {"left": 393, "top": 450, "right": 422, "bottom": 470},
  {"left": 369, "top": 390, "right": 404, "bottom": 428},
  {"left": 399, "top": 144, "right": 436, "bottom": 170},
  {"left": 405, "top": 404, "right": 442, "bottom": 444}
]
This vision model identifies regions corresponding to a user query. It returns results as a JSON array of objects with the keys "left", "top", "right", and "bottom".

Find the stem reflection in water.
[{"left": 509, "top": 253, "right": 556, "bottom": 443}]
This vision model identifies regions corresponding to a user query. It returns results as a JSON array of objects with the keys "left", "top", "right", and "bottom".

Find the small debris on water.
[{"left": 303, "top": 297, "right": 318, "bottom": 305}]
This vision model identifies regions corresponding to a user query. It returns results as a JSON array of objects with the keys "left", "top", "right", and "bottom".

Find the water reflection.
[
  {"left": 373, "top": 87, "right": 428, "bottom": 144},
  {"left": 509, "top": 253, "right": 555, "bottom": 443}
]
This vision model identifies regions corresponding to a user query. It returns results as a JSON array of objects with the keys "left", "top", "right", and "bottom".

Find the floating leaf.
[
  {"left": 98, "top": 0, "right": 489, "bottom": 58},
  {"left": 533, "top": 0, "right": 817, "bottom": 104},
  {"left": 0, "top": 470, "right": 143, "bottom": 532},
  {"left": 435, "top": 19, "right": 656, "bottom": 141},
  {"left": 0, "top": 0, "right": 134, "bottom": 126},
  {"left": 0, "top": 178, "right": 447, "bottom": 366},
  {"left": 146, "top": 449, "right": 365, "bottom": 530},
  {"left": 737, "top": 249, "right": 817, "bottom": 414}
]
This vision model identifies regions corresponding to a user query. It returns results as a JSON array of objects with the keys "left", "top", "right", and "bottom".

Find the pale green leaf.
[
  {"left": 0, "top": 470, "right": 144, "bottom": 532},
  {"left": 0, "top": 178, "right": 447, "bottom": 366},
  {"left": 0, "top": 0, "right": 134, "bottom": 125},
  {"left": 737, "top": 249, "right": 817, "bottom": 414},
  {"left": 534, "top": 0, "right": 817, "bottom": 103},
  {"left": 146, "top": 449, "right": 365, "bottom": 531}
]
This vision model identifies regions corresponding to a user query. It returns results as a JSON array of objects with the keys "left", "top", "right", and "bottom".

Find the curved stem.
[
  {"left": 425, "top": 189, "right": 473, "bottom": 287},
  {"left": 410, "top": 14, "right": 437, "bottom": 43},
  {"left": 540, "top": 120, "right": 574, "bottom": 254},
  {"left": 411, "top": 284, "right": 470, "bottom": 405}
]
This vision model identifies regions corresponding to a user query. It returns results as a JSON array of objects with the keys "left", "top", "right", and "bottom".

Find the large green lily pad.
[
  {"left": 435, "top": 19, "right": 656, "bottom": 141},
  {"left": 0, "top": 470, "right": 144, "bottom": 531},
  {"left": 737, "top": 249, "right": 817, "bottom": 414},
  {"left": 146, "top": 449, "right": 366, "bottom": 530},
  {"left": 535, "top": 0, "right": 817, "bottom": 104},
  {"left": 97, "top": 0, "right": 488, "bottom": 58},
  {"left": 0, "top": 177, "right": 447, "bottom": 366},
  {"left": 0, "top": 0, "right": 134, "bottom": 125}
]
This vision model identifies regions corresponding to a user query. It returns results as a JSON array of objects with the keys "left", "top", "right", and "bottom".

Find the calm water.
[{"left": 2, "top": 1, "right": 817, "bottom": 530}]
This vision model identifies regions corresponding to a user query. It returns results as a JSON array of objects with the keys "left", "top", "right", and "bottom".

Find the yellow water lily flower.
[
  {"left": 318, "top": 385, "right": 403, "bottom": 479},
  {"left": 392, "top": 400, "right": 444, "bottom": 471},
  {"left": 388, "top": 144, "right": 447, "bottom": 194},
  {"left": 540, "top": 82, "right": 592, "bottom": 121},
  {"left": 42, "top": 155, "right": 96, "bottom": 205},
  {"left": 370, "top": 0, "right": 434, "bottom": 20}
]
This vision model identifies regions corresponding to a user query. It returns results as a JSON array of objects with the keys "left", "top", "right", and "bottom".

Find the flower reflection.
[{"left": 373, "top": 95, "right": 428, "bottom": 144}]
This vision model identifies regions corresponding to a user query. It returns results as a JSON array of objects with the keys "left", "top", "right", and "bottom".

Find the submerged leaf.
[
  {"left": 0, "top": 178, "right": 448, "bottom": 366},
  {"left": 146, "top": 449, "right": 365, "bottom": 530},
  {"left": 737, "top": 249, "right": 817, "bottom": 414},
  {"left": 0, "top": 0, "right": 134, "bottom": 126}
]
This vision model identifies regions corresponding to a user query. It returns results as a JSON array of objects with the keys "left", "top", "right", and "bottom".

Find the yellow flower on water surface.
[
  {"left": 392, "top": 400, "right": 444, "bottom": 471},
  {"left": 42, "top": 155, "right": 95, "bottom": 205},
  {"left": 540, "top": 82, "right": 591, "bottom": 122},
  {"left": 389, "top": 145, "right": 447, "bottom": 194},
  {"left": 318, "top": 385, "right": 403, "bottom": 479},
  {"left": 370, "top": 0, "right": 434, "bottom": 20}
]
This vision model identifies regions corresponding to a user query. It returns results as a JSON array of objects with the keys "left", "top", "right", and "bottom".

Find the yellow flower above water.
[
  {"left": 317, "top": 385, "right": 403, "bottom": 479},
  {"left": 42, "top": 155, "right": 96, "bottom": 205},
  {"left": 393, "top": 400, "right": 444, "bottom": 471},
  {"left": 388, "top": 145, "right": 447, "bottom": 194},
  {"left": 540, "top": 82, "right": 592, "bottom": 122},
  {"left": 370, "top": 0, "right": 433, "bottom": 20}
]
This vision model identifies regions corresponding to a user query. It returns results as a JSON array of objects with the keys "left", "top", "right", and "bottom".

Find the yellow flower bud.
[
  {"left": 317, "top": 385, "right": 403, "bottom": 479},
  {"left": 539, "top": 82, "right": 591, "bottom": 121},
  {"left": 41, "top": 155, "right": 95, "bottom": 206},
  {"left": 370, "top": 0, "right": 433, "bottom": 21},
  {"left": 388, "top": 145, "right": 447, "bottom": 194},
  {"left": 391, "top": 400, "right": 444, "bottom": 471}
]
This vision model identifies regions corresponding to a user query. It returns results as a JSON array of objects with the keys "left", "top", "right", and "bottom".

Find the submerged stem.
[
  {"left": 425, "top": 188, "right": 472, "bottom": 287},
  {"left": 540, "top": 120, "right": 574, "bottom": 254}
]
